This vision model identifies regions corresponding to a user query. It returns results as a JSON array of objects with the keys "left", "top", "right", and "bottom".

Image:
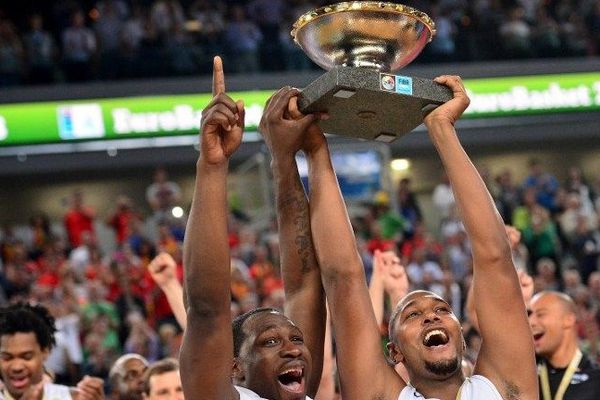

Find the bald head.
[
  {"left": 529, "top": 291, "right": 578, "bottom": 360},
  {"left": 530, "top": 291, "right": 576, "bottom": 316}
]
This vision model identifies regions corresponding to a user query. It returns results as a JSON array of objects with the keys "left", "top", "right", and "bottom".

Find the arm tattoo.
[{"left": 277, "top": 174, "right": 316, "bottom": 274}]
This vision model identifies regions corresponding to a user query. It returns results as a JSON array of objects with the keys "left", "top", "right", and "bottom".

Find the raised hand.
[
  {"left": 73, "top": 376, "right": 105, "bottom": 400},
  {"left": 379, "top": 251, "right": 409, "bottom": 305},
  {"left": 286, "top": 95, "right": 327, "bottom": 155},
  {"left": 148, "top": 252, "right": 178, "bottom": 288},
  {"left": 200, "top": 56, "right": 245, "bottom": 165},
  {"left": 518, "top": 269, "right": 534, "bottom": 304},
  {"left": 424, "top": 75, "right": 470, "bottom": 126},
  {"left": 259, "top": 87, "right": 319, "bottom": 159},
  {"left": 505, "top": 225, "right": 522, "bottom": 249}
]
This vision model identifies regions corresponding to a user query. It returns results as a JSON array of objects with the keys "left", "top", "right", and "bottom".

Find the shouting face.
[
  {"left": 235, "top": 311, "right": 312, "bottom": 400},
  {"left": 528, "top": 292, "right": 576, "bottom": 359},
  {"left": 388, "top": 291, "right": 464, "bottom": 381}
]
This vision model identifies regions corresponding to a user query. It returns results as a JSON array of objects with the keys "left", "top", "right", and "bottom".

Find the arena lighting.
[
  {"left": 391, "top": 158, "right": 410, "bottom": 171},
  {"left": 172, "top": 207, "right": 184, "bottom": 219}
]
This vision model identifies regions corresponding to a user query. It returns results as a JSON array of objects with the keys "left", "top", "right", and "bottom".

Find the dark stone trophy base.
[{"left": 298, "top": 66, "right": 453, "bottom": 142}]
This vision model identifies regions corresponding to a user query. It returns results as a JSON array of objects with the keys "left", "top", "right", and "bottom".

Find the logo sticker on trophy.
[{"left": 291, "top": 1, "right": 453, "bottom": 142}]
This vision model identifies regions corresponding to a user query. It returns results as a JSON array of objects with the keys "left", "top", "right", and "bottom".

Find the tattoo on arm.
[{"left": 277, "top": 176, "right": 315, "bottom": 274}]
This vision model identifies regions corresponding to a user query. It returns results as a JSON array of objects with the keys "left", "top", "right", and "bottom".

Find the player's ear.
[
  {"left": 387, "top": 341, "right": 405, "bottom": 364},
  {"left": 232, "top": 358, "right": 245, "bottom": 384}
]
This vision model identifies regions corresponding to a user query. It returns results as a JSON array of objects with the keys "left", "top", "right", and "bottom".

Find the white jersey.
[
  {"left": 1, "top": 383, "right": 72, "bottom": 400},
  {"left": 399, "top": 375, "right": 502, "bottom": 400},
  {"left": 235, "top": 385, "right": 313, "bottom": 400}
]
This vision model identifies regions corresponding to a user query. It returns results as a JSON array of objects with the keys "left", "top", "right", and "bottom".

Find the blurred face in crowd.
[
  {"left": 0, "top": 332, "right": 48, "bottom": 398},
  {"left": 116, "top": 358, "right": 148, "bottom": 400},
  {"left": 528, "top": 292, "right": 576, "bottom": 359},
  {"left": 388, "top": 291, "right": 464, "bottom": 382},
  {"left": 143, "top": 369, "right": 183, "bottom": 400},
  {"left": 235, "top": 311, "right": 312, "bottom": 400}
]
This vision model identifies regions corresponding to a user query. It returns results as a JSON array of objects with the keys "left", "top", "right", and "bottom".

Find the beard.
[{"left": 424, "top": 357, "right": 460, "bottom": 376}]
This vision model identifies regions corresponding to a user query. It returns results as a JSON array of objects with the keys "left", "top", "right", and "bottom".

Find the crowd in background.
[
  {"left": 1, "top": 157, "right": 600, "bottom": 393},
  {"left": 0, "top": 0, "right": 600, "bottom": 86}
]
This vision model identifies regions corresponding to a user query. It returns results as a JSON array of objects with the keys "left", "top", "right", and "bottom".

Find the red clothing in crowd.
[
  {"left": 108, "top": 211, "right": 137, "bottom": 244},
  {"left": 64, "top": 208, "right": 95, "bottom": 247}
]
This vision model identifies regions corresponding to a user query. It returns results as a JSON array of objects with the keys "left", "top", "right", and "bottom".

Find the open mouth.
[
  {"left": 277, "top": 367, "right": 305, "bottom": 394},
  {"left": 423, "top": 329, "right": 450, "bottom": 348},
  {"left": 9, "top": 376, "right": 30, "bottom": 390},
  {"left": 533, "top": 332, "right": 545, "bottom": 342}
]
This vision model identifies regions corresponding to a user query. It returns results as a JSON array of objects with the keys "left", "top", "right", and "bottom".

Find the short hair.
[
  {"left": 232, "top": 307, "right": 280, "bottom": 357},
  {"left": 0, "top": 303, "right": 56, "bottom": 350},
  {"left": 388, "top": 290, "right": 443, "bottom": 343},
  {"left": 109, "top": 353, "right": 149, "bottom": 386},
  {"left": 142, "top": 358, "right": 179, "bottom": 395},
  {"left": 531, "top": 291, "right": 577, "bottom": 315}
]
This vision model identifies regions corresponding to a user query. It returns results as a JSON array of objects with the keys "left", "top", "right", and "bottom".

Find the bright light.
[
  {"left": 391, "top": 159, "right": 410, "bottom": 171},
  {"left": 172, "top": 207, "right": 184, "bottom": 218}
]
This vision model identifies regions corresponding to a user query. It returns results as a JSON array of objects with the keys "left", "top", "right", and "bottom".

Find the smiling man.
[
  {"left": 529, "top": 291, "right": 600, "bottom": 400},
  {"left": 180, "top": 57, "right": 323, "bottom": 400},
  {"left": 302, "top": 76, "right": 538, "bottom": 400},
  {"left": 109, "top": 354, "right": 149, "bottom": 400},
  {"left": 142, "top": 359, "right": 183, "bottom": 400},
  {"left": 0, "top": 303, "right": 104, "bottom": 400}
]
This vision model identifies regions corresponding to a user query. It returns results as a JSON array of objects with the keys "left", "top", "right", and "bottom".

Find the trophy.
[{"left": 291, "top": 1, "right": 453, "bottom": 142}]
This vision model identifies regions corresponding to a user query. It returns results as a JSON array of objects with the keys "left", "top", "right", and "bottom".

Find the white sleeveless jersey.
[
  {"left": 235, "top": 385, "right": 313, "bottom": 400},
  {"left": 1, "top": 383, "right": 72, "bottom": 400},
  {"left": 399, "top": 375, "right": 502, "bottom": 400}
]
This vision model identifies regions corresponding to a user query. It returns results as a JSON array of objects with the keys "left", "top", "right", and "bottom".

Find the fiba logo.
[
  {"left": 380, "top": 74, "right": 395, "bottom": 91},
  {"left": 57, "top": 104, "right": 105, "bottom": 140}
]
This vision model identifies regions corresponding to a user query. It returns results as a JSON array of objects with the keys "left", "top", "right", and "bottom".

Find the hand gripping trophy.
[{"left": 292, "top": 1, "right": 453, "bottom": 142}]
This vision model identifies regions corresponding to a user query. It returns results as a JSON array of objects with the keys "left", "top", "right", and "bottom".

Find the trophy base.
[{"left": 298, "top": 66, "right": 453, "bottom": 142}]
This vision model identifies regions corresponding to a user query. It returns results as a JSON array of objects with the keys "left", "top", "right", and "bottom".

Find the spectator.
[
  {"left": 141, "top": 358, "right": 183, "bottom": 400},
  {"left": 223, "top": 6, "right": 261, "bottom": 73},
  {"left": 499, "top": 6, "right": 532, "bottom": 58},
  {"left": 94, "top": 0, "right": 128, "bottom": 79},
  {"left": 496, "top": 169, "right": 520, "bottom": 224},
  {"left": 0, "top": 303, "right": 104, "bottom": 400},
  {"left": 109, "top": 353, "right": 149, "bottom": 400},
  {"left": 396, "top": 178, "right": 422, "bottom": 235},
  {"left": 150, "top": 0, "right": 185, "bottom": 41},
  {"left": 106, "top": 196, "right": 141, "bottom": 246},
  {"left": 246, "top": 0, "right": 285, "bottom": 70},
  {"left": 145, "top": 168, "right": 181, "bottom": 221},
  {"left": 0, "top": 19, "right": 24, "bottom": 87},
  {"left": 61, "top": 10, "right": 97, "bottom": 82},
  {"left": 432, "top": 171, "right": 455, "bottom": 221},
  {"left": 22, "top": 14, "right": 56, "bottom": 84},
  {"left": 522, "top": 158, "right": 559, "bottom": 212},
  {"left": 64, "top": 190, "right": 96, "bottom": 249}
]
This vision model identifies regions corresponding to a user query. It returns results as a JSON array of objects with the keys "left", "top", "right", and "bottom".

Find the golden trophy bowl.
[{"left": 291, "top": 2, "right": 453, "bottom": 142}]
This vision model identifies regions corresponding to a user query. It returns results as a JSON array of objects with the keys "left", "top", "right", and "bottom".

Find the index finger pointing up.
[{"left": 212, "top": 56, "right": 225, "bottom": 96}]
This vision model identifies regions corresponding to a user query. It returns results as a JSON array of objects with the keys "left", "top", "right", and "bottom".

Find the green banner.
[
  {"left": 1, "top": 72, "right": 599, "bottom": 146},
  {"left": 0, "top": 91, "right": 272, "bottom": 146}
]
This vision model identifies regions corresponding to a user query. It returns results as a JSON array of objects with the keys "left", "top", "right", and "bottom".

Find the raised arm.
[
  {"left": 259, "top": 88, "right": 325, "bottom": 397},
  {"left": 303, "top": 116, "right": 404, "bottom": 399},
  {"left": 148, "top": 252, "right": 187, "bottom": 330},
  {"left": 424, "top": 76, "right": 537, "bottom": 399},
  {"left": 180, "top": 56, "right": 245, "bottom": 400}
]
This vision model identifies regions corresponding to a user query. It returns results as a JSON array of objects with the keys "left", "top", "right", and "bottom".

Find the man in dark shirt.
[{"left": 529, "top": 291, "right": 600, "bottom": 400}]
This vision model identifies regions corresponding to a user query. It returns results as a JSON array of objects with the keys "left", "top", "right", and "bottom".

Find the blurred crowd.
[
  {"left": 0, "top": 0, "right": 599, "bottom": 87},
  {"left": 1, "top": 157, "right": 600, "bottom": 393}
]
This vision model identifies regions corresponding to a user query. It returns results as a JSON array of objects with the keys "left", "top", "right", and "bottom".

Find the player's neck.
[
  {"left": 412, "top": 370, "right": 464, "bottom": 400},
  {"left": 548, "top": 336, "right": 579, "bottom": 368}
]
